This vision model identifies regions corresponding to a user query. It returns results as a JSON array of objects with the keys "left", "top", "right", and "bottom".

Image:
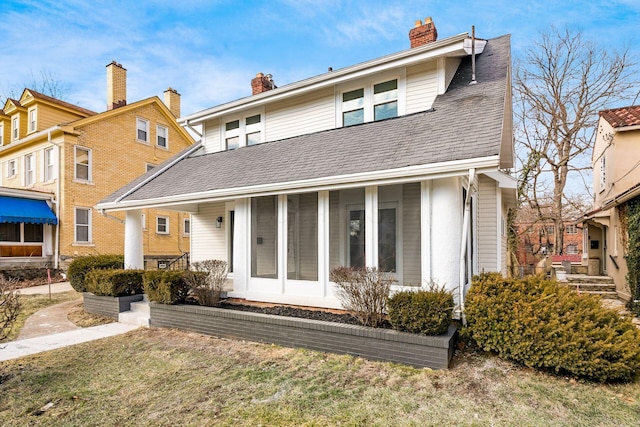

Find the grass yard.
[
  {"left": 1, "top": 291, "right": 82, "bottom": 343},
  {"left": 1, "top": 328, "right": 639, "bottom": 426}
]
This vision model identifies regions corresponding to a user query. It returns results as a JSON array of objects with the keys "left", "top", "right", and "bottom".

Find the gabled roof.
[
  {"left": 99, "top": 34, "right": 512, "bottom": 210},
  {"left": 600, "top": 105, "right": 640, "bottom": 129},
  {"left": 20, "top": 88, "right": 97, "bottom": 117}
]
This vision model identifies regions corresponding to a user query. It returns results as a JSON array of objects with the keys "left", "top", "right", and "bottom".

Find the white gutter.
[
  {"left": 114, "top": 142, "right": 203, "bottom": 203},
  {"left": 180, "top": 33, "right": 482, "bottom": 125},
  {"left": 459, "top": 168, "right": 476, "bottom": 325},
  {"left": 98, "top": 155, "right": 500, "bottom": 211},
  {"left": 0, "top": 125, "right": 63, "bottom": 154}
]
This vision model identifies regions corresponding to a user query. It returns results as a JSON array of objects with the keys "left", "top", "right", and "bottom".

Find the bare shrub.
[
  {"left": 183, "top": 260, "right": 229, "bottom": 307},
  {"left": 1, "top": 277, "right": 21, "bottom": 341},
  {"left": 330, "top": 266, "right": 396, "bottom": 327}
]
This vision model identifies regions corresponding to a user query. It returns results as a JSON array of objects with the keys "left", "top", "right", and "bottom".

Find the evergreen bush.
[
  {"left": 143, "top": 270, "right": 189, "bottom": 305},
  {"left": 85, "top": 269, "right": 144, "bottom": 296},
  {"left": 465, "top": 272, "right": 640, "bottom": 382},
  {"left": 67, "top": 255, "right": 124, "bottom": 292},
  {"left": 387, "top": 282, "right": 454, "bottom": 335}
]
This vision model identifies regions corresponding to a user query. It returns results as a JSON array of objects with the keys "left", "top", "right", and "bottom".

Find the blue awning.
[{"left": 0, "top": 196, "right": 58, "bottom": 225}]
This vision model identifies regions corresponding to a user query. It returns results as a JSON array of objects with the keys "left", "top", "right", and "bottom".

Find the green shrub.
[
  {"left": 387, "top": 283, "right": 454, "bottom": 335},
  {"left": 85, "top": 269, "right": 144, "bottom": 296},
  {"left": 67, "top": 255, "right": 124, "bottom": 292},
  {"left": 465, "top": 272, "right": 640, "bottom": 382},
  {"left": 143, "top": 270, "right": 189, "bottom": 305}
]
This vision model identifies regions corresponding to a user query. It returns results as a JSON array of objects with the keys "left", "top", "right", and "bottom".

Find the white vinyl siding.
[
  {"left": 191, "top": 202, "right": 227, "bottom": 263},
  {"left": 202, "top": 119, "right": 221, "bottom": 154},
  {"left": 477, "top": 175, "right": 498, "bottom": 272},
  {"left": 266, "top": 88, "right": 334, "bottom": 142},
  {"left": 405, "top": 60, "right": 438, "bottom": 114},
  {"left": 444, "top": 57, "right": 461, "bottom": 89},
  {"left": 402, "top": 183, "right": 421, "bottom": 285}
]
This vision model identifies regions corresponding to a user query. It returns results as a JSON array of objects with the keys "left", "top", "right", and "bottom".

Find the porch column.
[
  {"left": 420, "top": 180, "right": 432, "bottom": 285},
  {"left": 318, "top": 190, "right": 329, "bottom": 295},
  {"left": 365, "top": 185, "right": 378, "bottom": 268},
  {"left": 124, "top": 209, "right": 144, "bottom": 269},
  {"left": 431, "top": 178, "right": 462, "bottom": 299}
]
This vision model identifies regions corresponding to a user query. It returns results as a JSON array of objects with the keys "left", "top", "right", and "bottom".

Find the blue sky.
[{"left": 1, "top": 0, "right": 639, "bottom": 117}]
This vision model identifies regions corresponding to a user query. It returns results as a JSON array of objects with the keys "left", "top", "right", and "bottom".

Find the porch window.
[
  {"left": 287, "top": 193, "right": 318, "bottom": 281},
  {"left": 251, "top": 196, "right": 278, "bottom": 278},
  {"left": 329, "top": 188, "right": 365, "bottom": 270},
  {"left": 0, "top": 223, "right": 43, "bottom": 243},
  {"left": 0, "top": 223, "right": 20, "bottom": 242}
]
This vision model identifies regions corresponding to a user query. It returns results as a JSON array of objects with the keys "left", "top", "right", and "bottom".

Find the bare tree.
[
  {"left": 515, "top": 26, "right": 639, "bottom": 254},
  {"left": 0, "top": 68, "right": 70, "bottom": 103},
  {"left": 0, "top": 277, "right": 21, "bottom": 342}
]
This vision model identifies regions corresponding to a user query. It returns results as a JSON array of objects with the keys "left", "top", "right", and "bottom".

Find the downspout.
[
  {"left": 49, "top": 130, "right": 61, "bottom": 269},
  {"left": 459, "top": 168, "right": 476, "bottom": 325}
]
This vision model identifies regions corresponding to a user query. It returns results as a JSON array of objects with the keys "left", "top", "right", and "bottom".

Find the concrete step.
[
  {"left": 564, "top": 283, "right": 617, "bottom": 293},
  {"left": 566, "top": 274, "right": 614, "bottom": 285},
  {"left": 577, "top": 290, "right": 620, "bottom": 299},
  {"left": 119, "top": 301, "right": 150, "bottom": 327}
]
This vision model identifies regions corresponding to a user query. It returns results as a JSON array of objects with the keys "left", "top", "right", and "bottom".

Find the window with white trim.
[
  {"left": 565, "top": 224, "right": 577, "bottom": 234},
  {"left": 12, "top": 116, "right": 19, "bottom": 141},
  {"left": 0, "top": 123, "right": 4, "bottom": 145},
  {"left": 566, "top": 244, "right": 578, "bottom": 254},
  {"left": 223, "top": 112, "right": 263, "bottom": 150},
  {"left": 340, "top": 78, "right": 399, "bottom": 127},
  {"left": 44, "top": 147, "right": 55, "bottom": 181},
  {"left": 225, "top": 120, "right": 240, "bottom": 150},
  {"left": 7, "top": 159, "right": 17, "bottom": 178},
  {"left": 28, "top": 108, "right": 37, "bottom": 132},
  {"left": 183, "top": 218, "right": 190, "bottom": 236},
  {"left": 75, "top": 207, "right": 91, "bottom": 243},
  {"left": 137, "top": 118, "right": 149, "bottom": 142},
  {"left": 156, "top": 216, "right": 169, "bottom": 234},
  {"left": 156, "top": 124, "right": 168, "bottom": 148},
  {"left": 245, "top": 114, "right": 261, "bottom": 146},
  {"left": 74, "top": 146, "right": 91, "bottom": 182},
  {"left": 24, "top": 154, "right": 35, "bottom": 186}
]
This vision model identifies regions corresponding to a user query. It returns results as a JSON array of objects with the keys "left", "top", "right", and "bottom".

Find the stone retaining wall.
[{"left": 83, "top": 293, "right": 144, "bottom": 320}]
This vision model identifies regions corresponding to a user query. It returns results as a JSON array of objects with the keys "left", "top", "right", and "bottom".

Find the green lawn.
[{"left": 1, "top": 328, "right": 639, "bottom": 426}]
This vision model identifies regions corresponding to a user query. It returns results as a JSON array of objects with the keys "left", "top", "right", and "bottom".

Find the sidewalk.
[{"left": 1, "top": 282, "right": 140, "bottom": 362}]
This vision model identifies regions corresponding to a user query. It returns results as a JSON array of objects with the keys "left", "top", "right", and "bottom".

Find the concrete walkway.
[{"left": 1, "top": 282, "right": 140, "bottom": 362}]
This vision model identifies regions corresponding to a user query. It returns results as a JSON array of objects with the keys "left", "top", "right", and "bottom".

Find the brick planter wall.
[
  {"left": 83, "top": 293, "right": 144, "bottom": 320},
  {"left": 150, "top": 303, "right": 457, "bottom": 369}
]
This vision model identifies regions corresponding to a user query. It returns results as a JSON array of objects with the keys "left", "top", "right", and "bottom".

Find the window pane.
[
  {"left": 349, "top": 209, "right": 365, "bottom": 268},
  {"left": 76, "top": 208, "right": 89, "bottom": 242},
  {"left": 226, "top": 136, "right": 239, "bottom": 150},
  {"left": 378, "top": 208, "right": 396, "bottom": 272},
  {"left": 76, "top": 148, "right": 89, "bottom": 180},
  {"left": 24, "top": 223, "right": 43, "bottom": 242},
  {"left": 287, "top": 193, "right": 318, "bottom": 281},
  {"left": 157, "top": 126, "right": 168, "bottom": 147},
  {"left": 374, "top": 101, "right": 398, "bottom": 121},
  {"left": 343, "top": 109, "right": 364, "bottom": 126},
  {"left": 246, "top": 132, "right": 260, "bottom": 146},
  {"left": 343, "top": 88, "right": 364, "bottom": 103},
  {"left": 329, "top": 188, "right": 365, "bottom": 272},
  {"left": 251, "top": 196, "right": 278, "bottom": 278},
  {"left": 246, "top": 115, "right": 261, "bottom": 125},
  {"left": 225, "top": 120, "right": 239, "bottom": 131},
  {"left": 0, "top": 223, "right": 20, "bottom": 242},
  {"left": 374, "top": 79, "right": 398, "bottom": 101}
]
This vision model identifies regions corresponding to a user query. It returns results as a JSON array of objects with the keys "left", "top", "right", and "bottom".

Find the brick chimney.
[
  {"left": 163, "top": 87, "right": 181, "bottom": 118},
  {"left": 409, "top": 17, "right": 438, "bottom": 48},
  {"left": 106, "top": 61, "right": 127, "bottom": 110},
  {"left": 251, "top": 72, "right": 276, "bottom": 95}
]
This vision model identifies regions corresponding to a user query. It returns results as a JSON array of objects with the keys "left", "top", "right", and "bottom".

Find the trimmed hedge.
[
  {"left": 465, "top": 272, "right": 640, "bottom": 382},
  {"left": 143, "top": 270, "right": 189, "bottom": 305},
  {"left": 85, "top": 269, "right": 144, "bottom": 297},
  {"left": 387, "top": 285, "right": 454, "bottom": 335},
  {"left": 68, "top": 255, "right": 124, "bottom": 292}
]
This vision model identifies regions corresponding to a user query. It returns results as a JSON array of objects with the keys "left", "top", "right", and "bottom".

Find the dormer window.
[
  {"left": 28, "top": 108, "right": 37, "bottom": 132},
  {"left": 342, "top": 89, "right": 364, "bottom": 126},
  {"left": 339, "top": 78, "right": 400, "bottom": 127},
  {"left": 223, "top": 112, "right": 263, "bottom": 151},
  {"left": 225, "top": 120, "right": 240, "bottom": 150},
  {"left": 12, "top": 116, "right": 19, "bottom": 141},
  {"left": 245, "top": 114, "right": 261, "bottom": 146},
  {"left": 373, "top": 80, "right": 398, "bottom": 120}
]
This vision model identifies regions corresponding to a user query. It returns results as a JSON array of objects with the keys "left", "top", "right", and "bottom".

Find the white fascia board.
[
  {"left": 180, "top": 33, "right": 472, "bottom": 125},
  {"left": 617, "top": 124, "right": 640, "bottom": 132},
  {"left": 0, "top": 125, "right": 62, "bottom": 154},
  {"left": 484, "top": 170, "right": 517, "bottom": 189},
  {"left": 0, "top": 186, "right": 56, "bottom": 200},
  {"left": 97, "top": 155, "right": 500, "bottom": 212}
]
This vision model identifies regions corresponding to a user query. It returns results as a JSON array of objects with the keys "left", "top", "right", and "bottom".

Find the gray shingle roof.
[{"left": 100, "top": 34, "right": 511, "bottom": 206}]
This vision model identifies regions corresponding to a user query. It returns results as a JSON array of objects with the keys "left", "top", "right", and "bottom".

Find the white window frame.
[
  {"left": 566, "top": 244, "right": 578, "bottom": 255},
  {"left": 24, "top": 154, "right": 35, "bottom": 186},
  {"left": 44, "top": 147, "right": 55, "bottom": 182},
  {"left": 12, "top": 116, "right": 19, "bottom": 141},
  {"left": 74, "top": 146, "right": 92, "bottom": 182},
  {"left": 565, "top": 224, "right": 577, "bottom": 235},
  {"left": 336, "top": 71, "right": 406, "bottom": 127},
  {"left": 221, "top": 108, "right": 265, "bottom": 150},
  {"left": 141, "top": 213, "right": 147, "bottom": 230},
  {"left": 156, "top": 216, "right": 169, "bottom": 234},
  {"left": 183, "top": 218, "right": 190, "bottom": 236},
  {"left": 74, "top": 207, "right": 92, "bottom": 243},
  {"left": 156, "top": 124, "right": 168, "bottom": 149},
  {"left": 136, "top": 117, "right": 150, "bottom": 143},
  {"left": 7, "top": 159, "right": 17, "bottom": 178},
  {"left": 28, "top": 107, "right": 37, "bottom": 133},
  {"left": 0, "top": 122, "right": 4, "bottom": 145}
]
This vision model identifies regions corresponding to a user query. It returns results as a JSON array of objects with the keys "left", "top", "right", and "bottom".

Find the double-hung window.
[
  {"left": 0, "top": 123, "right": 4, "bottom": 145},
  {"left": 245, "top": 115, "right": 261, "bottom": 146},
  {"left": 7, "top": 159, "right": 16, "bottom": 177},
  {"left": 373, "top": 80, "right": 398, "bottom": 120},
  {"left": 28, "top": 108, "right": 37, "bottom": 132},
  {"left": 137, "top": 118, "right": 149, "bottom": 142},
  {"left": 342, "top": 89, "right": 365, "bottom": 126},
  {"left": 183, "top": 218, "right": 191, "bottom": 236},
  {"left": 75, "top": 207, "right": 91, "bottom": 243},
  {"left": 156, "top": 124, "right": 168, "bottom": 148},
  {"left": 12, "top": 116, "right": 19, "bottom": 141},
  {"left": 225, "top": 120, "right": 240, "bottom": 150},
  {"left": 74, "top": 146, "right": 91, "bottom": 182},
  {"left": 340, "top": 78, "right": 399, "bottom": 127},
  {"left": 44, "top": 147, "right": 55, "bottom": 181},
  {"left": 24, "top": 154, "right": 35, "bottom": 186},
  {"left": 156, "top": 216, "right": 169, "bottom": 234},
  {"left": 223, "top": 112, "right": 263, "bottom": 150}
]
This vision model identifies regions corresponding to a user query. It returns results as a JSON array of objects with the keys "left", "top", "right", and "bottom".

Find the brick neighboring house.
[
  {"left": 581, "top": 105, "right": 640, "bottom": 301},
  {"left": 0, "top": 62, "right": 195, "bottom": 269}
]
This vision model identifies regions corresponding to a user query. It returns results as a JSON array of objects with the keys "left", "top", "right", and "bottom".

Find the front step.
[
  {"left": 118, "top": 300, "right": 150, "bottom": 327},
  {"left": 565, "top": 274, "right": 614, "bottom": 285}
]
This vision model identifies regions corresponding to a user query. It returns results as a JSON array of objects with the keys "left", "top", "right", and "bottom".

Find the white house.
[{"left": 97, "top": 19, "right": 516, "bottom": 314}]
